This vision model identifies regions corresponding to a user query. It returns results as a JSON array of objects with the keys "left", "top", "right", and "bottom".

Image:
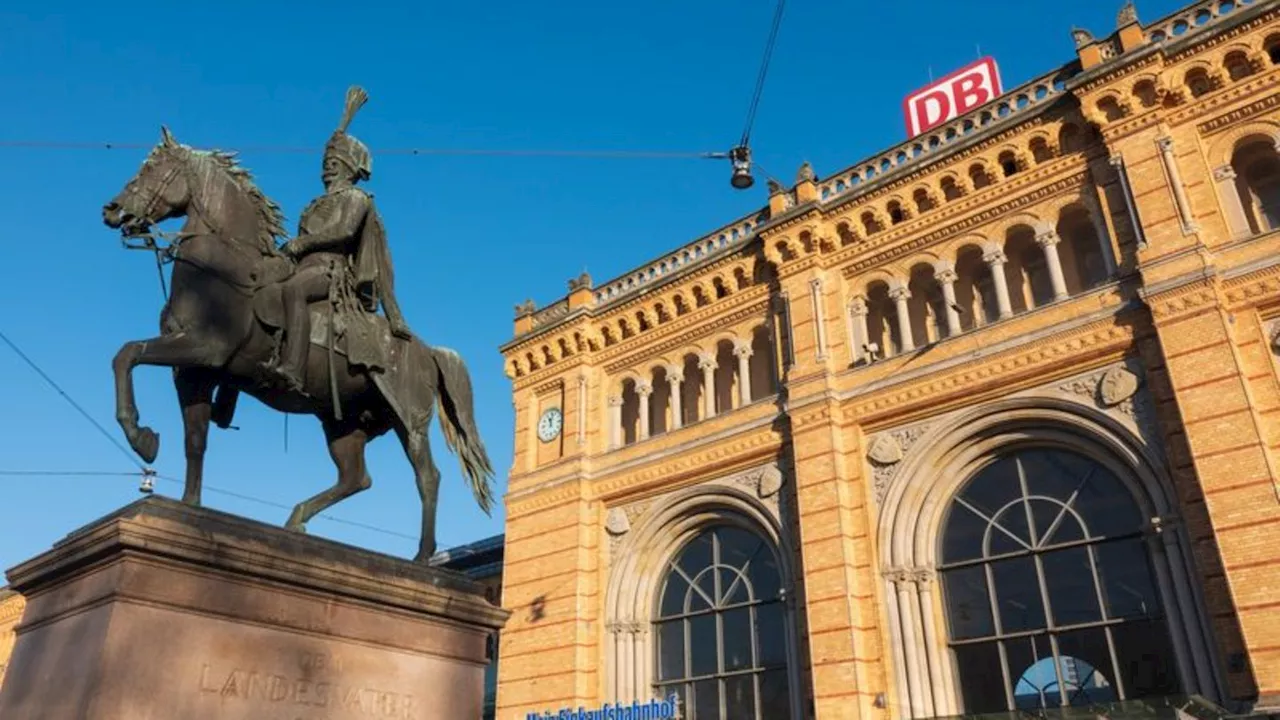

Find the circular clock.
[{"left": 537, "top": 407, "right": 563, "bottom": 442}]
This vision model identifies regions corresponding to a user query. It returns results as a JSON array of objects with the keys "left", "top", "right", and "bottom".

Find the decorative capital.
[
  {"left": 888, "top": 284, "right": 911, "bottom": 302},
  {"left": 607, "top": 395, "right": 624, "bottom": 408},
  {"left": 1156, "top": 136, "right": 1175, "bottom": 153},
  {"left": 666, "top": 368, "right": 685, "bottom": 385},
  {"left": 733, "top": 341, "right": 754, "bottom": 359},
  {"left": 698, "top": 355, "right": 716, "bottom": 372},
  {"left": 636, "top": 382, "right": 653, "bottom": 397},
  {"left": 936, "top": 267, "right": 959, "bottom": 284},
  {"left": 909, "top": 567, "right": 935, "bottom": 585},
  {"left": 1108, "top": 153, "right": 1125, "bottom": 169},
  {"left": 982, "top": 248, "right": 1008, "bottom": 265},
  {"left": 850, "top": 295, "right": 869, "bottom": 316},
  {"left": 1214, "top": 165, "right": 1238, "bottom": 182},
  {"left": 1035, "top": 228, "right": 1061, "bottom": 247},
  {"left": 882, "top": 567, "right": 911, "bottom": 585}
]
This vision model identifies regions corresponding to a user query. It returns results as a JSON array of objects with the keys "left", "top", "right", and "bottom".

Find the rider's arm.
[{"left": 294, "top": 191, "right": 370, "bottom": 253}]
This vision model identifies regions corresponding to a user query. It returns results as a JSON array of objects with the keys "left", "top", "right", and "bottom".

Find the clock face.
[{"left": 537, "top": 407, "right": 563, "bottom": 442}]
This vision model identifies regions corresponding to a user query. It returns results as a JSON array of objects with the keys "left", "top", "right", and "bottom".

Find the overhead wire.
[
  {"left": 0, "top": 329, "right": 463, "bottom": 550},
  {"left": 738, "top": 0, "right": 788, "bottom": 149},
  {"left": 0, "top": 139, "right": 716, "bottom": 160}
]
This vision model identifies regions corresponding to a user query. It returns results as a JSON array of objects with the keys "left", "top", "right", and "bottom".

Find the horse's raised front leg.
[
  {"left": 175, "top": 368, "right": 217, "bottom": 506},
  {"left": 285, "top": 421, "right": 371, "bottom": 532},
  {"left": 113, "top": 333, "right": 224, "bottom": 464}
]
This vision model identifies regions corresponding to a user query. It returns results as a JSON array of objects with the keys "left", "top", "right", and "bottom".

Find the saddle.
[{"left": 251, "top": 262, "right": 394, "bottom": 372}]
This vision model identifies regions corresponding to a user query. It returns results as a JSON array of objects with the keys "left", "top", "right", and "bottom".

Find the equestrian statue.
[{"left": 101, "top": 87, "right": 494, "bottom": 562}]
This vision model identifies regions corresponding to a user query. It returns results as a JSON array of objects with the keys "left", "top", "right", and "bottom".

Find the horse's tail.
[{"left": 430, "top": 347, "right": 496, "bottom": 515}]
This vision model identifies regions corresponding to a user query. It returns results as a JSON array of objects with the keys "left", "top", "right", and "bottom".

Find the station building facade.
[{"left": 497, "top": 1, "right": 1280, "bottom": 718}]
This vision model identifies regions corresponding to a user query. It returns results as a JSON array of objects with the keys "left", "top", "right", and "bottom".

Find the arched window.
[
  {"left": 939, "top": 448, "right": 1180, "bottom": 714},
  {"left": 1231, "top": 137, "right": 1280, "bottom": 234},
  {"left": 653, "top": 526, "right": 792, "bottom": 720}
]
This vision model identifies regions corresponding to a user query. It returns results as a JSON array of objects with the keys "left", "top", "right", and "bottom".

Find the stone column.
[
  {"left": 889, "top": 283, "right": 915, "bottom": 352},
  {"left": 850, "top": 296, "right": 870, "bottom": 363},
  {"left": 608, "top": 395, "right": 623, "bottom": 449},
  {"left": 667, "top": 368, "right": 684, "bottom": 431},
  {"left": 1214, "top": 165, "right": 1252, "bottom": 240},
  {"left": 983, "top": 247, "right": 1014, "bottom": 319},
  {"left": 1157, "top": 136, "right": 1198, "bottom": 233},
  {"left": 699, "top": 355, "right": 716, "bottom": 419},
  {"left": 809, "top": 277, "right": 828, "bottom": 360},
  {"left": 734, "top": 342, "right": 753, "bottom": 406},
  {"left": 1109, "top": 154, "right": 1147, "bottom": 249},
  {"left": 1035, "top": 227, "right": 1069, "bottom": 301},
  {"left": 890, "top": 569, "right": 927, "bottom": 716},
  {"left": 912, "top": 568, "right": 949, "bottom": 716},
  {"left": 636, "top": 382, "right": 652, "bottom": 441},
  {"left": 1081, "top": 191, "right": 1118, "bottom": 277},
  {"left": 935, "top": 263, "right": 960, "bottom": 336}
]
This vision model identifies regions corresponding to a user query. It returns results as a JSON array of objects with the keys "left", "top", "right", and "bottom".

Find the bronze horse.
[{"left": 101, "top": 127, "right": 494, "bottom": 561}]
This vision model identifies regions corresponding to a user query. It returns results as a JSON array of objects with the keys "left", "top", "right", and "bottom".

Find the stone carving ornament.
[
  {"left": 867, "top": 425, "right": 930, "bottom": 505},
  {"left": 101, "top": 87, "right": 496, "bottom": 562}
]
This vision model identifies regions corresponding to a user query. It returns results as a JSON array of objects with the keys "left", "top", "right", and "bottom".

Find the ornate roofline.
[{"left": 505, "top": 0, "right": 1273, "bottom": 345}]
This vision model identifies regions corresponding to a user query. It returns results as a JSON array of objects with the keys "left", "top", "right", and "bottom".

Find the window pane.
[
  {"left": 953, "top": 642, "right": 1007, "bottom": 714},
  {"left": 1095, "top": 539, "right": 1160, "bottom": 620},
  {"left": 689, "top": 614, "right": 718, "bottom": 677},
  {"left": 656, "top": 620, "right": 686, "bottom": 681},
  {"left": 961, "top": 456, "right": 1023, "bottom": 517},
  {"left": 991, "top": 556, "right": 1046, "bottom": 633},
  {"left": 1005, "top": 634, "right": 1056, "bottom": 709},
  {"left": 758, "top": 668, "right": 790, "bottom": 719},
  {"left": 693, "top": 678, "right": 719, "bottom": 720},
  {"left": 1035, "top": 499, "right": 1085, "bottom": 546},
  {"left": 749, "top": 549, "right": 781, "bottom": 600},
  {"left": 717, "top": 526, "right": 762, "bottom": 571},
  {"left": 678, "top": 533, "right": 714, "bottom": 576},
  {"left": 1074, "top": 471, "right": 1143, "bottom": 539},
  {"left": 720, "top": 568, "right": 749, "bottom": 606},
  {"left": 943, "top": 565, "right": 994, "bottom": 640},
  {"left": 1111, "top": 619, "right": 1181, "bottom": 698},
  {"left": 721, "top": 607, "right": 753, "bottom": 672},
  {"left": 1054, "top": 627, "right": 1120, "bottom": 706},
  {"left": 660, "top": 572, "right": 690, "bottom": 618},
  {"left": 690, "top": 569, "right": 716, "bottom": 612},
  {"left": 755, "top": 602, "right": 788, "bottom": 667},
  {"left": 1020, "top": 449, "right": 1094, "bottom": 504},
  {"left": 989, "top": 503, "right": 1033, "bottom": 555},
  {"left": 656, "top": 684, "right": 687, "bottom": 717},
  {"left": 941, "top": 502, "right": 988, "bottom": 563},
  {"left": 724, "top": 673, "right": 755, "bottom": 720},
  {"left": 1042, "top": 547, "right": 1101, "bottom": 627}
]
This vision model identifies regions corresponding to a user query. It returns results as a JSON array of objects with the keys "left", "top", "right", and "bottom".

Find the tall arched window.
[
  {"left": 652, "top": 526, "right": 792, "bottom": 720},
  {"left": 939, "top": 448, "right": 1180, "bottom": 714},
  {"left": 1231, "top": 137, "right": 1280, "bottom": 234}
]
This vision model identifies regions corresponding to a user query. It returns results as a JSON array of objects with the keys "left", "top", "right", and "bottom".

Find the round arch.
[
  {"left": 604, "top": 483, "right": 804, "bottom": 719},
  {"left": 876, "top": 398, "right": 1223, "bottom": 718}
]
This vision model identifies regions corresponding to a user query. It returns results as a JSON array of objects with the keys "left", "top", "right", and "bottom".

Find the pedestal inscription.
[{"left": 0, "top": 497, "right": 508, "bottom": 720}]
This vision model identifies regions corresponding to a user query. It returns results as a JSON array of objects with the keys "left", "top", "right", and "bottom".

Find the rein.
[{"left": 121, "top": 230, "right": 197, "bottom": 300}]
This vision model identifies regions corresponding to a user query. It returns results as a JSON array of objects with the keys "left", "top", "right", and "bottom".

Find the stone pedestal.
[{"left": 0, "top": 496, "right": 509, "bottom": 720}]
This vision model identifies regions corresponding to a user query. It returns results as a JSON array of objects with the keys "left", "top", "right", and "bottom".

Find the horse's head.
[{"left": 103, "top": 126, "right": 194, "bottom": 236}]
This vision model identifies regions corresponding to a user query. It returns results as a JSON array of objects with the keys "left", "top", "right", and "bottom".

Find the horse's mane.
[{"left": 181, "top": 144, "right": 289, "bottom": 252}]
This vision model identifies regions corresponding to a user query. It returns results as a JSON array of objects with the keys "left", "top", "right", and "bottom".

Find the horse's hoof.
[
  {"left": 134, "top": 427, "right": 160, "bottom": 465},
  {"left": 285, "top": 512, "right": 307, "bottom": 533}
]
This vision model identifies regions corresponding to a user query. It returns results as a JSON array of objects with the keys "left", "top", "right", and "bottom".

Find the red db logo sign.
[{"left": 903, "top": 57, "right": 1003, "bottom": 138}]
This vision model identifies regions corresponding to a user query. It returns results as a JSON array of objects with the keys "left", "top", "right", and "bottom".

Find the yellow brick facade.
[
  {"left": 0, "top": 589, "right": 24, "bottom": 691},
  {"left": 499, "top": 2, "right": 1280, "bottom": 718}
]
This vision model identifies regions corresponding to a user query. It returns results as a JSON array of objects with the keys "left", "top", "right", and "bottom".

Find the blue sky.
[{"left": 0, "top": 0, "right": 1189, "bottom": 572}]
